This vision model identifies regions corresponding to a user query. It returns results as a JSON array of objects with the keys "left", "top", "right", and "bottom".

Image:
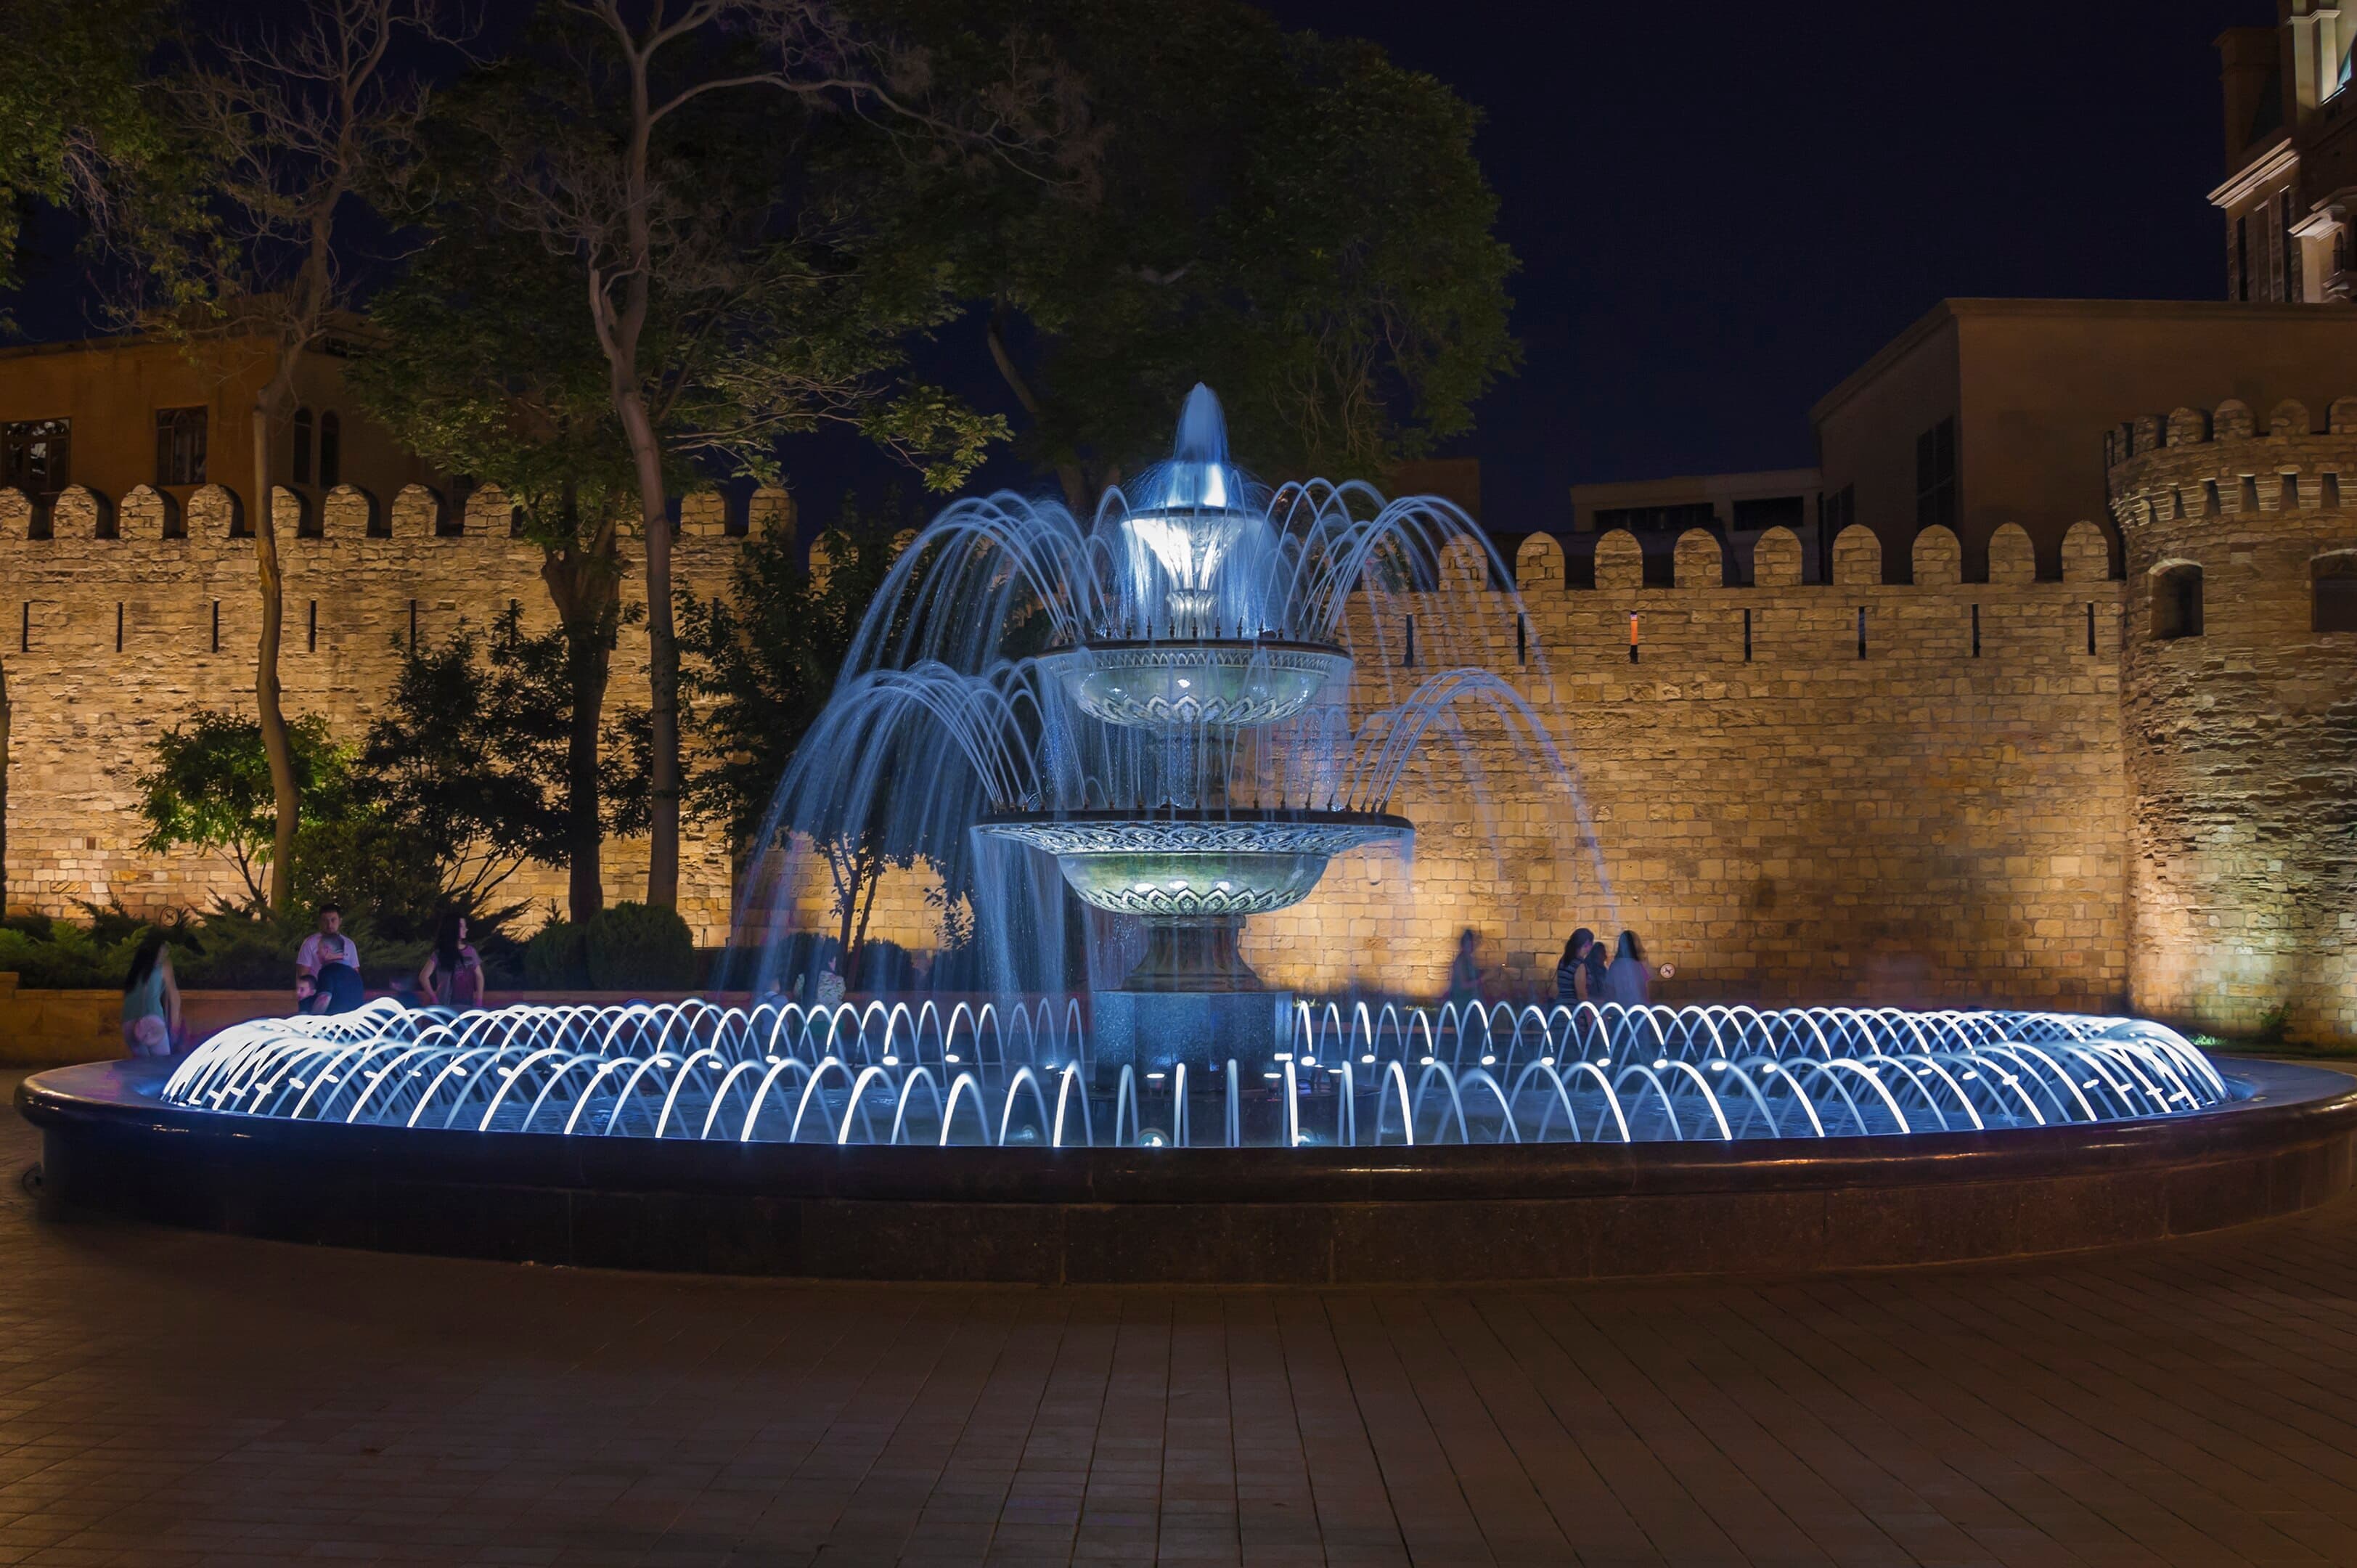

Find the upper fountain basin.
[
  {"left": 976, "top": 809, "right": 1412, "bottom": 918},
  {"left": 1040, "top": 639, "right": 1353, "bottom": 730}
]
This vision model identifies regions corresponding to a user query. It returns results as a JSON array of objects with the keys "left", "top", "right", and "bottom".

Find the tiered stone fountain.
[{"left": 977, "top": 389, "right": 1411, "bottom": 1071}]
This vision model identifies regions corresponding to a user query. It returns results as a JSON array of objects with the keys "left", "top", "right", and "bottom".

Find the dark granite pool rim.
[{"left": 17, "top": 1058, "right": 2356, "bottom": 1284}]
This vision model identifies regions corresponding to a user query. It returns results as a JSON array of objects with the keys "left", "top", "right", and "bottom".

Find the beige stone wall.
[
  {"left": 824, "top": 520, "right": 2134, "bottom": 1013},
  {"left": 1240, "top": 523, "right": 2131, "bottom": 1008},
  {"left": 0, "top": 481, "right": 755, "bottom": 943},
  {"left": 2110, "top": 396, "right": 2357, "bottom": 1048},
  {"left": 14, "top": 430, "right": 2345, "bottom": 1041}
]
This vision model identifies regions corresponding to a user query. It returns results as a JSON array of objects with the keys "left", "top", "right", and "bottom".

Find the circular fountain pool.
[
  {"left": 156, "top": 998, "right": 2226, "bottom": 1145},
  {"left": 20, "top": 999, "right": 2357, "bottom": 1284}
]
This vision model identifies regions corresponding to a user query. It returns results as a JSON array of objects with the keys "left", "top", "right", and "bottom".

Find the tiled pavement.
[{"left": 5, "top": 1072, "right": 2357, "bottom": 1566}]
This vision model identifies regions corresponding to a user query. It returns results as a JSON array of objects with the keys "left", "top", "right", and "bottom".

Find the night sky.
[
  {"left": 1, "top": 0, "right": 2273, "bottom": 532},
  {"left": 1251, "top": 0, "right": 2268, "bottom": 528}
]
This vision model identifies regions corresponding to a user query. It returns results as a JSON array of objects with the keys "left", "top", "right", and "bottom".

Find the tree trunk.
[
  {"left": 541, "top": 527, "right": 618, "bottom": 924},
  {"left": 616, "top": 381, "right": 681, "bottom": 910},
  {"left": 851, "top": 854, "right": 881, "bottom": 964},
  {"left": 832, "top": 847, "right": 863, "bottom": 971},
  {"left": 251, "top": 360, "right": 299, "bottom": 915}
]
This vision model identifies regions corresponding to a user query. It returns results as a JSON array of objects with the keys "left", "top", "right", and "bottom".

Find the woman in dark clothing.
[
  {"left": 1555, "top": 928, "right": 1605, "bottom": 1004},
  {"left": 1599, "top": 930, "right": 1652, "bottom": 1007},
  {"left": 417, "top": 910, "right": 485, "bottom": 1009}
]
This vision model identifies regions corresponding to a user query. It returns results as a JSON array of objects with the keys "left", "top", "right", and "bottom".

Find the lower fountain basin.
[
  {"left": 20, "top": 1045, "right": 2350, "bottom": 1284},
  {"left": 976, "top": 809, "right": 1412, "bottom": 918},
  {"left": 1037, "top": 639, "right": 1353, "bottom": 729}
]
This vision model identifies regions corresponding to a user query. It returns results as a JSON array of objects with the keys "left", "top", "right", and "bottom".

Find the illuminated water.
[{"left": 160, "top": 1000, "right": 2231, "bottom": 1147}]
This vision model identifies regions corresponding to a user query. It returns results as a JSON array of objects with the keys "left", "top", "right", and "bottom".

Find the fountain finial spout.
[
  {"left": 1172, "top": 383, "right": 1228, "bottom": 467},
  {"left": 1159, "top": 385, "right": 1236, "bottom": 512}
]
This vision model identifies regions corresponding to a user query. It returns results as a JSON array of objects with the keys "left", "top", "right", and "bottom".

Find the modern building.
[
  {"left": 1808, "top": 298, "right": 2357, "bottom": 581},
  {"left": 2215, "top": 1, "right": 2357, "bottom": 303},
  {"left": 1524, "top": 4, "right": 2357, "bottom": 592},
  {"left": 1564, "top": 468, "right": 1821, "bottom": 586}
]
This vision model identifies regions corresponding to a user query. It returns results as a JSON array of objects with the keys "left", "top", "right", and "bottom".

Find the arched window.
[
  {"left": 2316, "top": 550, "right": 2357, "bottom": 634},
  {"left": 291, "top": 407, "right": 313, "bottom": 484},
  {"left": 318, "top": 410, "right": 341, "bottom": 489},
  {"left": 2151, "top": 561, "right": 2204, "bottom": 641}
]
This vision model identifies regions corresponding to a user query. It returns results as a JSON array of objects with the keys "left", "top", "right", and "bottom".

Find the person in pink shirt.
[{"left": 417, "top": 910, "right": 484, "bottom": 1009}]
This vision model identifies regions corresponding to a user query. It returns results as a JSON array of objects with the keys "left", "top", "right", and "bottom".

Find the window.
[
  {"left": 1593, "top": 501, "right": 1716, "bottom": 534},
  {"left": 317, "top": 410, "right": 340, "bottom": 489},
  {"left": 1915, "top": 416, "right": 1958, "bottom": 532},
  {"left": 2284, "top": 193, "right": 2305, "bottom": 302},
  {"left": 1, "top": 419, "right": 69, "bottom": 494},
  {"left": 292, "top": 407, "right": 313, "bottom": 484},
  {"left": 2237, "top": 214, "right": 2250, "bottom": 301},
  {"left": 2316, "top": 552, "right": 2357, "bottom": 634},
  {"left": 1821, "top": 484, "right": 1854, "bottom": 534},
  {"left": 1731, "top": 495, "right": 1805, "bottom": 534},
  {"left": 2152, "top": 562, "right": 2204, "bottom": 640},
  {"left": 1818, "top": 483, "right": 1854, "bottom": 583},
  {"left": 155, "top": 407, "right": 208, "bottom": 486}
]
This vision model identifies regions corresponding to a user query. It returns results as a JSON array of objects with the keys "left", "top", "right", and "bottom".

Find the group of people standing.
[
  {"left": 117, "top": 901, "right": 487, "bottom": 1058},
  {"left": 1556, "top": 927, "right": 1662, "bottom": 1008},
  {"left": 1444, "top": 925, "right": 1668, "bottom": 1009}
]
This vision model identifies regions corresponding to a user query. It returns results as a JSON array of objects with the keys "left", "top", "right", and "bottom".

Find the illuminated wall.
[
  {"left": 0, "top": 483, "right": 764, "bottom": 943},
  {"left": 2112, "top": 396, "right": 2357, "bottom": 1047}
]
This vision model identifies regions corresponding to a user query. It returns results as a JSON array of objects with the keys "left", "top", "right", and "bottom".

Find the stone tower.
[{"left": 2109, "top": 397, "right": 2357, "bottom": 1047}]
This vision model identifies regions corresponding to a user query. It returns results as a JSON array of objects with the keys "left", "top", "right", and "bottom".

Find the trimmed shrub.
[
  {"left": 580, "top": 902, "right": 695, "bottom": 991},
  {"left": 523, "top": 918, "right": 591, "bottom": 990},
  {"left": 0, "top": 922, "right": 139, "bottom": 989},
  {"left": 850, "top": 939, "right": 913, "bottom": 993}
]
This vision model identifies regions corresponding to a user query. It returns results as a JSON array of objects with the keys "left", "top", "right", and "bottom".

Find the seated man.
[{"left": 295, "top": 903, "right": 365, "bottom": 1015}]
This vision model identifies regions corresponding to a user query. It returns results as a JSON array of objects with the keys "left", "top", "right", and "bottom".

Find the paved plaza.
[{"left": 4, "top": 1071, "right": 2357, "bottom": 1567}]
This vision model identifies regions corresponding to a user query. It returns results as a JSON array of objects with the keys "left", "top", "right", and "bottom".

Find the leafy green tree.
[
  {"left": 346, "top": 228, "right": 637, "bottom": 922},
  {"left": 426, "top": 0, "right": 1078, "bottom": 913},
  {"left": 678, "top": 494, "right": 916, "bottom": 968},
  {"left": 677, "top": 496, "right": 910, "bottom": 846},
  {"left": 0, "top": 0, "right": 171, "bottom": 304},
  {"left": 136, "top": 710, "right": 355, "bottom": 912},
  {"left": 894, "top": 0, "right": 1518, "bottom": 505},
  {"left": 97, "top": 0, "right": 469, "bottom": 915},
  {"left": 357, "top": 605, "right": 645, "bottom": 920}
]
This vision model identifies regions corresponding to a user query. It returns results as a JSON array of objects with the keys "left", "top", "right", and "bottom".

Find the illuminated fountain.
[
  {"left": 135, "top": 385, "right": 2252, "bottom": 1157},
  {"left": 747, "top": 384, "right": 1576, "bottom": 1074},
  {"left": 26, "top": 382, "right": 2330, "bottom": 1289}
]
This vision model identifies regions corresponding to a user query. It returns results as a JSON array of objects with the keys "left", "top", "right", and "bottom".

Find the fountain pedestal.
[{"left": 1090, "top": 988, "right": 1296, "bottom": 1082}]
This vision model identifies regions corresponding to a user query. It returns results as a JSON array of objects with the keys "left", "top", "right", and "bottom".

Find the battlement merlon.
[
  {"left": 1503, "top": 519, "right": 2118, "bottom": 595},
  {"left": 0, "top": 481, "right": 791, "bottom": 547},
  {"left": 2107, "top": 396, "right": 2357, "bottom": 515}
]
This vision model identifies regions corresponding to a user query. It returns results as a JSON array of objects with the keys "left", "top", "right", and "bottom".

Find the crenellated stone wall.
[
  {"left": 0, "top": 479, "right": 772, "bottom": 943},
  {"left": 2109, "top": 397, "right": 2357, "bottom": 1048},
  {"left": 7, "top": 407, "right": 2353, "bottom": 1048},
  {"left": 1234, "top": 517, "right": 2133, "bottom": 1011},
  {"left": 814, "top": 512, "right": 2139, "bottom": 1018}
]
